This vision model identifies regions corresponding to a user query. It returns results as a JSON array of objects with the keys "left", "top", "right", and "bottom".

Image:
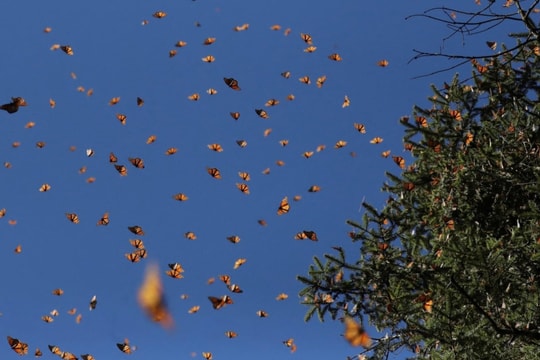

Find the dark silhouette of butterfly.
[
  {"left": 1, "top": 97, "right": 27, "bottom": 114},
  {"left": 224, "top": 77, "right": 241, "bottom": 90}
]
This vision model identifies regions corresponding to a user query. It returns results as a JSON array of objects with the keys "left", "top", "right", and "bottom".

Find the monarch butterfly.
[
  {"left": 304, "top": 45, "right": 317, "bottom": 53},
  {"left": 52, "top": 288, "right": 64, "bottom": 296},
  {"left": 175, "top": 40, "right": 187, "bottom": 47},
  {"left": 65, "top": 213, "right": 79, "bottom": 224},
  {"left": 342, "top": 95, "right": 351, "bottom": 108},
  {"left": 86, "top": 148, "right": 94, "bottom": 157},
  {"left": 238, "top": 171, "right": 250, "bottom": 181},
  {"left": 225, "top": 330, "right": 238, "bottom": 338},
  {"left": 87, "top": 88, "right": 94, "bottom": 96},
  {"left": 276, "top": 293, "right": 288, "bottom": 301},
  {"left": 35, "top": 141, "right": 46, "bottom": 148},
  {"left": 233, "top": 258, "right": 247, "bottom": 270},
  {"left": 300, "top": 33, "right": 313, "bottom": 44},
  {"left": 138, "top": 264, "right": 174, "bottom": 329},
  {"left": 281, "top": 71, "right": 291, "bottom": 78},
  {"left": 370, "top": 137, "right": 383, "bottom": 144},
  {"left": 202, "top": 352, "right": 213, "bottom": 360},
  {"left": 298, "top": 76, "right": 311, "bottom": 84},
  {"left": 116, "top": 339, "right": 132, "bottom": 354},
  {"left": 415, "top": 116, "right": 428, "bottom": 127},
  {"left": 130, "top": 239, "right": 145, "bottom": 249},
  {"left": 277, "top": 196, "right": 290, "bottom": 215},
  {"left": 229, "top": 112, "right": 240, "bottom": 120},
  {"left": 255, "top": 109, "right": 269, "bottom": 119},
  {"left": 206, "top": 88, "right": 217, "bottom": 95},
  {"left": 262, "top": 168, "right": 270, "bottom": 175},
  {"left": 223, "top": 77, "right": 241, "bottom": 90},
  {"left": 335, "top": 140, "right": 347, "bottom": 149},
  {"left": 293, "top": 195, "right": 302, "bottom": 201},
  {"left": 188, "top": 93, "right": 200, "bottom": 101},
  {"left": 25, "top": 121, "right": 35, "bottom": 128},
  {"left": 448, "top": 109, "right": 462, "bottom": 120},
  {"left": 13, "top": 244, "right": 22, "bottom": 254},
  {"left": 228, "top": 284, "right": 243, "bottom": 293},
  {"left": 208, "top": 143, "right": 223, "bottom": 152},
  {"left": 94, "top": 212, "right": 109, "bottom": 226},
  {"left": 188, "top": 305, "right": 200, "bottom": 314},
  {"left": 146, "top": 135, "right": 156, "bottom": 144},
  {"left": 354, "top": 123, "right": 366, "bottom": 133},
  {"left": 48, "top": 345, "right": 62, "bottom": 355},
  {"left": 216, "top": 277, "right": 230, "bottom": 289},
  {"left": 207, "top": 277, "right": 215, "bottom": 285},
  {"left": 12, "top": 141, "right": 20, "bottom": 148},
  {"left": 109, "top": 97, "right": 120, "bottom": 105},
  {"left": 207, "top": 167, "right": 222, "bottom": 179},
  {"left": 303, "top": 151, "right": 314, "bottom": 159},
  {"left": 137, "top": 97, "right": 144, "bottom": 106},
  {"left": 234, "top": 23, "right": 249, "bottom": 31},
  {"left": 201, "top": 55, "right": 215, "bottom": 62},
  {"left": 0, "top": 208, "right": 5, "bottom": 218},
  {"left": 233, "top": 183, "right": 250, "bottom": 195},
  {"left": 39, "top": 183, "right": 51, "bottom": 192},
  {"left": 295, "top": 230, "right": 318, "bottom": 241},
  {"left": 236, "top": 139, "right": 247, "bottom": 148},
  {"left": 50, "top": 309, "right": 59, "bottom": 317},
  {"left": 67, "top": 308, "right": 77, "bottom": 315},
  {"left": 377, "top": 59, "right": 389, "bottom": 67},
  {"left": 203, "top": 37, "right": 216, "bottom": 45},
  {"left": 381, "top": 150, "right": 391, "bottom": 158},
  {"left": 286, "top": 93, "right": 295, "bottom": 101},
  {"left": 77, "top": 86, "right": 85, "bottom": 92},
  {"left": 308, "top": 185, "right": 321, "bottom": 193},
  {"left": 264, "top": 128, "right": 272, "bottom": 137},
  {"left": 256, "top": 310, "right": 269, "bottom": 317},
  {"left": 61, "top": 45, "right": 74, "bottom": 55},
  {"left": 258, "top": 219, "right": 267, "bottom": 226},
  {"left": 465, "top": 132, "right": 474, "bottom": 145},
  {"left": 169, "top": 49, "right": 177, "bottom": 58},
  {"left": 153, "top": 11, "right": 167, "bottom": 18},
  {"left": 81, "top": 354, "right": 95, "bottom": 360},
  {"left": 316, "top": 75, "right": 327, "bottom": 88},
  {"left": 128, "top": 225, "right": 145, "bottom": 235},
  {"left": 165, "top": 147, "right": 178, "bottom": 155},
  {"left": 89, "top": 295, "right": 97, "bottom": 310},
  {"left": 279, "top": 139, "right": 289, "bottom": 147},
  {"left": 114, "top": 164, "right": 127, "bottom": 176},
  {"left": 328, "top": 53, "right": 342, "bottom": 61},
  {"left": 166, "top": 266, "right": 184, "bottom": 279},
  {"left": 86, "top": 177, "right": 96, "bottom": 183},
  {"left": 227, "top": 235, "right": 240, "bottom": 243},
  {"left": 184, "top": 231, "right": 197, "bottom": 240},
  {"left": 109, "top": 152, "right": 118, "bottom": 163},
  {"left": 42, "top": 315, "right": 54, "bottom": 323},
  {"left": 116, "top": 113, "right": 127, "bottom": 125},
  {"left": 265, "top": 98, "right": 279, "bottom": 107},
  {"left": 316, "top": 145, "right": 326, "bottom": 152},
  {"left": 79, "top": 166, "right": 87, "bottom": 174},
  {"left": 125, "top": 250, "right": 145, "bottom": 263},
  {"left": 49, "top": 98, "right": 56, "bottom": 108},
  {"left": 44, "top": 26, "right": 52, "bottom": 33},
  {"left": 50, "top": 44, "right": 60, "bottom": 51},
  {"left": 35, "top": 348, "right": 43, "bottom": 357},
  {"left": 276, "top": 160, "right": 285, "bottom": 167},
  {"left": 173, "top": 193, "right": 189, "bottom": 201},
  {"left": 283, "top": 338, "right": 297, "bottom": 353},
  {"left": 208, "top": 295, "right": 233, "bottom": 309},
  {"left": 129, "top": 157, "right": 145, "bottom": 169},
  {"left": 270, "top": 24, "right": 281, "bottom": 30},
  {"left": 392, "top": 156, "right": 405, "bottom": 169},
  {"left": 343, "top": 316, "right": 371, "bottom": 347}
]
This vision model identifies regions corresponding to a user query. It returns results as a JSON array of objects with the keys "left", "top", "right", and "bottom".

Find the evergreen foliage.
[{"left": 299, "top": 40, "right": 540, "bottom": 359}]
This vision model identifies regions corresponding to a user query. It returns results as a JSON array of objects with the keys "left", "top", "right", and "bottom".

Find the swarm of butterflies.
[{"left": 0, "top": 6, "right": 392, "bottom": 359}]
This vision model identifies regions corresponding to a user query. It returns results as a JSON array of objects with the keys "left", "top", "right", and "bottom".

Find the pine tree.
[{"left": 298, "top": 41, "right": 540, "bottom": 359}]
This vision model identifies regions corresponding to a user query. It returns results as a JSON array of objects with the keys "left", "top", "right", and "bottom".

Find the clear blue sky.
[{"left": 0, "top": 1, "right": 517, "bottom": 359}]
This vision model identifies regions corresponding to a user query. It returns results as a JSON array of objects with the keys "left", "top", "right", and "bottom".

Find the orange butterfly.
[
  {"left": 299, "top": 76, "right": 311, "bottom": 84},
  {"left": 116, "top": 339, "right": 133, "bottom": 354},
  {"left": 153, "top": 11, "right": 167, "bottom": 18},
  {"left": 116, "top": 113, "right": 127, "bottom": 125},
  {"left": 223, "top": 77, "right": 241, "bottom": 90},
  {"left": 308, "top": 185, "right": 320, "bottom": 193},
  {"left": 228, "top": 284, "right": 243, "bottom": 293},
  {"left": 114, "top": 164, "right": 127, "bottom": 176},
  {"left": 129, "top": 239, "right": 145, "bottom": 249},
  {"left": 129, "top": 157, "right": 145, "bottom": 168},
  {"left": 392, "top": 156, "right": 405, "bottom": 169},
  {"left": 303, "top": 151, "right": 314, "bottom": 158},
  {"left": 334, "top": 140, "right": 347, "bottom": 149},
  {"left": 65, "top": 213, "right": 79, "bottom": 224},
  {"left": 188, "top": 93, "right": 200, "bottom": 101},
  {"left": 370, "top": 137, "right": 383, "bottom": 144},
  {"left": 128, "top": 225, "right": 145, "bottom": 235},
  {"left": 343, "top": 317, "right": 371, "bottom": 347},
  {"left": 173, "top": 193, "right": 188, "bottom": 201},
  {"left": 377, "top": 59, "right": 389, "bottom": 67},
  {"left": 230, "top": 112, "right": 240, "bottom": 120},
  {"left": 276, "top": 293, "right": 288, "bottom": 301},
  {"left": 316, "top": 75, "right": 326, "bottom": 88},
  {"left": 166, "top": 263, "right": 184, "bottom": 279},
  {"left": 256, "top": 310, "right": 269, "bottom": 317},
  {"left": 184, "top": 231, "right": 197, "bottom": 240},
  {"left": 109, "top": 152, "right": 118, "bottom": 163},
  {"left": 304, "top": 45, "right": 317, "bottom": 53},
  {"left": 328, "top": 53, "right": 342, "bottom": 61},
  {"left": 97, "top": 212, "right": 109, "bottom": 226},
  {"left": 202, "top": 352, "right": 213, "bottom": 360},
  {"left": 175, "top": 40, "right": 187, "bottom": 47},
  {"left": 39, "top": 183, "right": 51, "bottom": 192},
  {"left": 60, "top": 45, "right": 74, "bottom": 55},
  {"left": 137, "top": 97, "right": 144, "bottom": 106},
  {"left": 295, "top": 230, "right": 318, "bottom": 241},
  {"left": 255, "top": 109, "right": 269, "bottom": 119},
  {"left": 207, "top": 167, "right": 222, "bottom": 179},
  {"left": 206, "top": 88, "right": 217, "bottom": 95},
  {"left": 300, "top": 33, "right": 313, "bottom": 44},
  {"left": 227, "top": 235, "right": 240, "bottom": 244},
  {"left": 236, "top": 140, "right": 247, "bottom": 148},
  {"left": 208, "top": 143, "right": 223, "bottom": 152},
  {"left": 354, "top": 123, "right": 366, "bottom": 133},
  {"left": 233, "top": 258, "right": 247, "bottom": 269},
  {"left": 138, "top": 264, "right": 174, "bottom": 329},
  {"left": 238, "top": 171, "right": 250, "bottom": 181},
  {"left": 225, "top": 330, "right": 238, "bottom": 338},
  {"left": 146, "top": 135, "right": 156, "bottom": 144},
  {"left": 165, "top": 147, "right": 178, "bottom": 155},
  {"left": 236, "top": 183, "right": 250, "bottom": 194},
  {"left": 277, "top": 196, "right": 290, "bottom": 215},
  {"left": 208, "top": 295, "right": 233, "bottom": 310},
  {"left": 265, "top": 98, "right": 279, "bottom": 107},
  {"left": 203, "top": 37, "right": 216, "bottom": 45},
  {"left": 281, "top": 71, "right": 291, "bottom": 78}
]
